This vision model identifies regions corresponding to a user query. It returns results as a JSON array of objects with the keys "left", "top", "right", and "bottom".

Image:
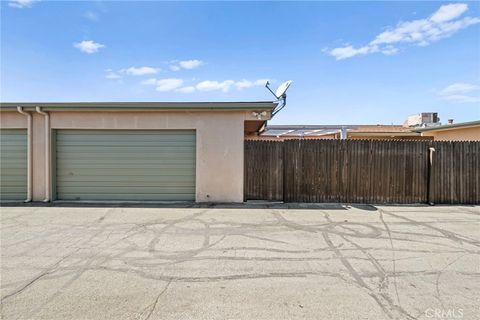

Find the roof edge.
[
  {"left": 414, "top": 120, "right": 480, "bottom": 132},
  {"left": 0, "top": 101, "right": 278, "bottom": 111}
]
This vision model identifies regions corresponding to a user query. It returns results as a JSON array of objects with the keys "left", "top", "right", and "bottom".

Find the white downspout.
[
  {"left": 16, "top": 106, "right": 32, "bottom": 202},
  {"left": 35, "top": 107, "right": 51, "bottom": 202}
]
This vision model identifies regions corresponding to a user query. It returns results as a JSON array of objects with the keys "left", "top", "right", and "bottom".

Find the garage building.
[{"left": 0, "top": 102, "right": 276, "bottom": 203}]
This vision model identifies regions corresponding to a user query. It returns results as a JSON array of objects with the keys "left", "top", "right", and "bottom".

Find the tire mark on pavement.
[{"left": 378, "top": 208, "right": 401, "bottom": 305}]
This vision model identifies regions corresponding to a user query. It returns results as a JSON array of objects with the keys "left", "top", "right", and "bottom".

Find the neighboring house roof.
[
  {"left": 348, "top": 125, "right": 412, "bottom": 133},
  {"left": 261, "top": 124, "right": 418, "bottom": 137},
  {"left": 0, "top": 101, "right": 278, "bottom": 112},
  {"left": 262, "top": 125, "right": 353, "bottom": 137},
  {"left": 348, "top": 125, "right": 419, "bottom": 137},
  {"left": 413, "top": 120, "right": 480, "bottom": 132}
]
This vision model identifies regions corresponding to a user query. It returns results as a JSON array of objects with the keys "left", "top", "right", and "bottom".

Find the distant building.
[
  {"left": 414, "top": 120, "right": 480, "bottom": 141},
  {"left": 404, "top": 112, "right": 440, "bottom": 128},
  {"left": 247, "top": 124, "right": 427, "bottom": 140},
  {"left": 249, "top": 112, "right": 478, "bottom": 141}
]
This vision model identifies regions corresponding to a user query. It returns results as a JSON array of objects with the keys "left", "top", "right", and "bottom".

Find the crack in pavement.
[
  {"left": 139, "top": 280, "right": 172, "bottom": 320},
  {"left": 0, "top": 248, "right": 81, "bottom": 303}
]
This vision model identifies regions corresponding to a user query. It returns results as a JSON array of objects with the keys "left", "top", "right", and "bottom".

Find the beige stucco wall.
[
  {"left": 421, "top": 126, "right": 480, "bottom": 141},
  {"left": 1, "top": 110, "right": 257, "bottom": 202},
  {"left": 0, "top": 112, "right": 27, "bottom": 127}
]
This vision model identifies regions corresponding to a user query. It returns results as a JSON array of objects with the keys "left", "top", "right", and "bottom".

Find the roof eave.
[
  {"left": 0, "top": 102, "right": 278, "bottom": 112},
  {"left": 414, "top": 120, "right": 480, "bottom": 132}
]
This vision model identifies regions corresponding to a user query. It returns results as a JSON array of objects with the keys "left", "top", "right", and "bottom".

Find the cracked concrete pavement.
[{"left": 0, "top": 204, "right": 479, "bottom": 319}]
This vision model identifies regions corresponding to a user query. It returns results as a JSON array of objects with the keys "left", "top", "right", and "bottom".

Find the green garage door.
[
  {"left": 55, "top": 130, "right": 196, "bottom": 201},
  {"left": 0, "top": 129, "right": 27, "bottom": 201}
]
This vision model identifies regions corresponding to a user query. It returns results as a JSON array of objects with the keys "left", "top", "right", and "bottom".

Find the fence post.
[{"left": 427, "top": 145, "right": 436, "bottom": 205}]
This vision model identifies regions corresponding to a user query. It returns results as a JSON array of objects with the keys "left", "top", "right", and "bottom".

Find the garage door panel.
[
  {"left": 0, "top": 162, "right": 28, "bottom": 168},
  {"left": 0, "top": 186, "right": 26, "bottom": 192},
  {"left": 58, "top": 130, "right": 195, "bottom": 141},
  {"left": 56, "top": 153, "right": 195, "bottom": 160},
  {"left": 57, "top": 169, "right": 195, "bottom": 176},
  {"left": 1, "top": 170, "right": 28, "bottom": 176},
  {"left": 0, "top": 178, "right": 27, "bottom": 185},
  {"left": 57, "top": 174, "right": 195, "bottom": 182},
  {"left": 56, "top": 134, "right": 196, "bottom": 141},
  {"left": 0, "top": 129, "right": 27, "bottom": 200},
  {"left": 57, "top": 130, "right": 195, "bottom": 136},
  {"left": 2, "top": 145, "right": 27, "bottom": 152},
  {"left": 0, "top": 137, "right": 27, "bottom": 143},
  {"left": 55, "top": 164, "right": 194, "bottom": 170},
  {"left": 57, "top": 182, "right": 195, "bottom": 188},
  {"left": 56, "top": 146, "right": 195, "bottom": 153},
  {"left": 58, "top": 186, "right": 195, "bottom": 193},
  {"left": 56, "top": 130, "right": 196, "bottom": 201},
  {"left": 56, "top": 140, "right": 196, "bottom": 147},
  {"left": 56, "top": 159, "right": 195, "bottom": 165},
  {"left": 57, "top": 193, "right": 195, "bottom": 201},
  {"left": 1, "top": 148, "right": 27, "bottom": 154}
]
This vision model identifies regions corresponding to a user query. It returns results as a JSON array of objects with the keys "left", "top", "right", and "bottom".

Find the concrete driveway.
[{"left": 1, "top": 204, "right": 479, "bottom": 320}]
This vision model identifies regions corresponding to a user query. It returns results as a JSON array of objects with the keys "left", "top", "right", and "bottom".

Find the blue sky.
[{"left": 1, "top": 1, "right": 479, "bottom": 125}]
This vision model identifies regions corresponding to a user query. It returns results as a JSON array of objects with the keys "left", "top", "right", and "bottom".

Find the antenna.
[
  {"left": 265, "top": 81, "right": 277, "bottom": 98},
  {"left": 265, "top": 80, "right": 293, "bottom": 116}
]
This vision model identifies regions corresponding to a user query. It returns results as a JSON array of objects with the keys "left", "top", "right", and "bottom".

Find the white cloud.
[
  {"left": 124, "top": 66, "right": 159, "bottom": 76},
  {"left": 235, "top": 80, "right": 254, "bottom": 90},
  {"left": 430, "top": 3, "right": 468, "bottom": 23},
  {"left": 327, "top": 45, "right": 377, "bottom": 60},
  {"left": 176, "top": 86, "right": 196, "bottom": 93},
  {"left": 438, "top": 83, "right": 480, "bottom": 95},
  {"left": 105, "top": 69, "right": 122, "bottom": 80},
  {"left": 155, "top": 79, "right": 184, "bottom": 92},
  {"left": 235, "top": 79, "right": 269, "bottom": 90},
  {"left": 73, "top": 40, "right": 105, "bottom": 54},
  {"left": 170, "top": 59, "right": 204, "bottom": 71},
  {"left": 437, "top": 82, "right": 480, "bottom": 103},
  {"left": 140, "top": 78, "right": 158, "bottom": 85},
  {"left": 327, "top": 3, "right": 480, "bottom": 60},
  {"left": 84, "top": 11, "right": 99, "bottom": 21},
  {"left": 179, "top": 59, "right": 203, "bottom": 69},
  {"left": 8, "top": 0, "right": 37, "bottom": 8},
  {"left": 380, "top": 45, "right": 400, "bottom": 55},
  {"left": 140, "top": 78, "right": 184, "bottom": 91},
  {"left": 196, "top": 80, "right": 235, "bottom": 92},
  {"left": 141, "top": 78, "right": 272, "bottom": 93}
]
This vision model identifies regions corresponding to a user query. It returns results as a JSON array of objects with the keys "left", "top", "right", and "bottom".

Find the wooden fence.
[
  {"left": 244, "top": 141, "right": 284, "bottom": 201},
  {"left": 244, "top": 140, "right": 479, "bottom": 204},
  {"left": 430, "top": 141, "right": 480, "bottom": 204}
]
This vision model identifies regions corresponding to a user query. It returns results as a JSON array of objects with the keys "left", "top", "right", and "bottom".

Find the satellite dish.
[
  {"left": 265, "top": 80, "right": 293, "bottom": 117},
  {"left": 275, "top": 80, "right": 293, "bottom": 98},
  {"left": 265, "top": 80, "right": 293, "bottom": 100}
]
